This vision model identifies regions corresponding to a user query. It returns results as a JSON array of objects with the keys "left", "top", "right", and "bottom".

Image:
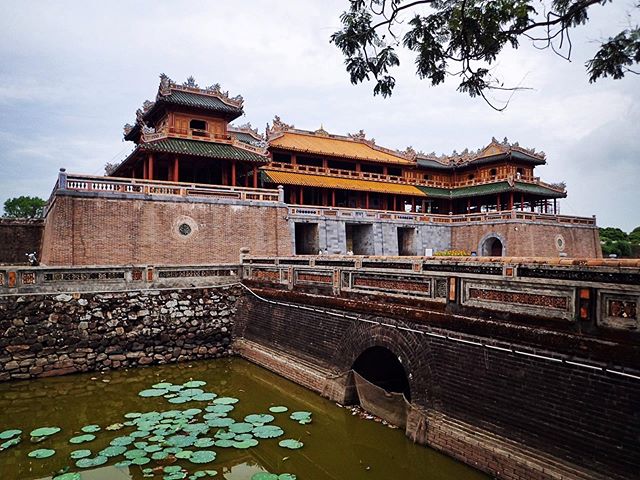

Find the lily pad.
[
  {"left": 30, "top": 426, "right": 61, "bottom": 437},
  {"left": 176, "top": 450, "right": 193, "bottom": 459},
  {"left": 279, "top": 475, "right": 297, "bottom": 480},
  {"left": 139, "top": 388, "right": 168, "bottom": 397},
  {"left": 0, "top": 438, "right": 21, "bottom": 450},
  {"left": 214, "top": 439, "right": 234, "bottom": 448},
  {"left": 28, "top": 448, "right": 56, "bottom": 458},
  {"left": 53, "top": 473, "right": 82, "bottom": 480},
  {"left": 233, "top": 438, "right": 259, "bottom": 449},
  {"left": 110, "top": 436, "right": 134, "bottom": 446},
  {"left": 253, "top": 425, "right": 284, "bottom": 439},
  {"left": 152, "top": 451, "right": 169, "bottom": 460},
  {"left": 251, "top": 474, "right": 278, "bottom": 480},
  {"left": 229, "top": 422, "right": 254, "bottom": 434},
  {"left": 194, "top": 438, "right": 216, "bottom": 448},
  {"left": 206, "top": 417, "right": 235, "bottom": 428},
  {"left": 212, "top": 397, "right": 238, "bottom": 405},
  {"left": 0, "top": 429, "right": 21, "bottom": 440},
  {"left": 69, "top": 434, "right": 96, "bottom": 444},
  {"left": 81, "top": 424, "right": 101, "bottom": 433},
  {"left": 132, "top": 456, "right": 151, "bottom": 465},
  {"left": 153, "top": 382, "right": 174, "bottom": 389},
  {"left": 269, "top": 406, "right": 288, "bottom": 414},
  {"left": 279, "top": 439, "right": 304, "bottom": 450},
  {"left": 99, "top": 445, "right": 127, "bottom": 457},
  {"left": 167, "top": 435, "right": 198, "bottom": 448},
  {"left": 183, "top": 380, "right": 207, "bottom": 388},
  {"left": 289, "top": 411, "right": 312, "bottom": 424},
  {"left": 70, "top": 449, "right": 93, "bottom": 459},
  {"left": 124, "top": 449, "right": 147, "bottom": 459},
  {"left": 245, "top": 414, "right": 274, "bottom": 425},
  {"left": 190, "top": 450, "right": 217, "bottom": 463},
  {"left": 192, "top": 393, "right": 216, "bottom": 402}
]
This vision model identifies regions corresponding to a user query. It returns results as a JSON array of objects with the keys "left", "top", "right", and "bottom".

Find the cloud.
[{"left": 0, "top": 0, "right": 638, "bottom": 231}]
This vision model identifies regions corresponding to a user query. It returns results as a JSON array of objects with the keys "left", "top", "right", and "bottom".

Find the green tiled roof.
[
  {"left": 160, "top": 90, "right": 243, "bottom": 116},
  {"left": 140, "top": 138, "right": 268, "bottom": 163},
  {"left": 234, "top": 131, "right": 262, "bottom": 145},
  {"left": 417, "top": 181, "right": 565, "bottom": 199}
]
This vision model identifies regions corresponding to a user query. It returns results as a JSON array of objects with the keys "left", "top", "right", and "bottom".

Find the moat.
[{"left": 0, "top": 358, "right": 487, "bottom": 480}]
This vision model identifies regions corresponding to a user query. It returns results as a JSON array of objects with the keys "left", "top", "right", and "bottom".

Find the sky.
[{"left": 0, "top": 1, "right": 638, "bottom": 230}]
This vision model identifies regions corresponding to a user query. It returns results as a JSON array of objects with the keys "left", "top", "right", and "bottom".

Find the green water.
[{"left": 0, "top": 358, "right": 487, "bottom": 480}]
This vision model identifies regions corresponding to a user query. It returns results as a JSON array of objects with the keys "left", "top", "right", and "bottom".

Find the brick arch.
[{"left": 337, "top": 320, "right": 431, "bottom": 405}]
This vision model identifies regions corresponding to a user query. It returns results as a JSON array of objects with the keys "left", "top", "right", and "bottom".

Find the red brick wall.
[
  {"left": 0, "top": 219, "right": 44, "bottom": 265},
  {"left": 40, "top": 194, "right": 292, "bottom": 266},
  {"left": 451, "top": 222, "right": 602, "bottom": 258}
]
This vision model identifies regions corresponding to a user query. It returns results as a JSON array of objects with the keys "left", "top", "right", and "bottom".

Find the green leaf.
[
  {"left": 189, "top": 450, "right": 217, "bottom": 464},
  {"left": 30, "top": 426, "right": 61, "bottom": 437},
  {"left": 28, "top": 448, "right": 56, "bottom": 458},
  {"left": 279, "top": 439, "right": 304, "bottom": 450}
]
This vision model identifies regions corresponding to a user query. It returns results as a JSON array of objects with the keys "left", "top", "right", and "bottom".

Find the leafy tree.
[
  {"left": 629, "top": 226, "right": 640, "bottom": 244},
  {"left": 2, "top": 196, "right": 47, "bottom": 219},
  {"left": 331, "top": 1, "right": 639, "bottom": 109},
  {"left": 599, "top": 227, "right": 628, "bottom": 242}
]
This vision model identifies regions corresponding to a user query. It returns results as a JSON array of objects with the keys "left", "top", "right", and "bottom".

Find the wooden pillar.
[
  {"left": 393, "top": 195, "right": 397, "bottom": 211},
  {"left": 531, "top": 200, "right": 535, "bottom": 212},
  {"left": 291, "top": 154, "right": 297, "bottom": 166},
  {"left": 496, "top": 194, "right": 501, "bottom": 211},
  {"left": 147, "top": 154, "right": 154, "bottom": 180},
  {"left": 356, "top": 162, "right": 361, "bottom": 172},
  {"left": 331, "top": 190, "right": 336, "bottom": 207},
  {"left": 253, "top": 168, "right": 258, "bottom": 188},
  {"left": 509, "top": 192, "right": 514, "bottom": 210},
  {"left": 291, "top": 189, "right": 296, "bottom": 204},
  {"left": 383, "top": 166, "right": 388, "bottom": 176},
  {"left": 365, "top": 192, "right": 370, "bottom": 209},
  {"left": 467, "top": 198, "right": 471, "bottom": 214},
  {"left": 143, "top": 157, "right": 148, "bottom": 179},
  {"left": 172, "top": 157, "right": 179, "bottom": 182},
  {"left": 322, "top": 190, "right": 328, "bottom": 207},
  {"left": 231, "top": 161, "right": 237, "bottom": 186},
  {"left": 322, "top": 158, "right": 328, "bottom": 170},
  {"left": 411, "top": 197, "right": 415, "bottom": 212},
  {"left": 299, "top": 187, "right": 304, "bottom": 204},
  {"left": 421, "top": 200, "right": 426, "bottom": 213},
  {"left": 520, "top": 193, "right": 525, "bottom": 211},
  {"left": 554, "top": 198, "right": 557, "bottom": 214}
]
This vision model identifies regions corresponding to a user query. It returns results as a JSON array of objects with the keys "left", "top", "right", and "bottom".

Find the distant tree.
[
  {"left": 2, "top": 196, "right": 47, "bottom": 219},
  {"left": 629, "top": 226, "right": 640, "bottom": 244},
  {"left": 599, "top": 227, "right": 628, "bottom": 242},
  {"left": 331, "top": 1, "right": 640, "bottom": 109}
]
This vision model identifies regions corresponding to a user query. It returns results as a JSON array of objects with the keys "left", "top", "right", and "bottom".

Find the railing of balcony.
[
  {"left": 266, "top": 162, "right": 565, "bottom": 193},
  {"left": 55, "top": 172, "right": 283, "bottom": 203},
  {"left": 287, "top": 205, "right": 596, "bottom": 225}
]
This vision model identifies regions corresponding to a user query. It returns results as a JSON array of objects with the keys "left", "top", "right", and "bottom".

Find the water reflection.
[{"left": 1, "top": 358, "right": 487, "bottom": 480}]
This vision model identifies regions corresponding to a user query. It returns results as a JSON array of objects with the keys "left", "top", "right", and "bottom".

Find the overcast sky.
[{"left": 1, "top": 1, "right": 638, "bottom": 230}]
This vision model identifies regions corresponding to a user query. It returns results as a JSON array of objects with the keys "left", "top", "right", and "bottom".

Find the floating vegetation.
[
  {"left": 69, "top": 434, "right": 96, "bottom": 444},
  {"left": 0, "top": 429, "right": 21, "bottom": 440},
  {"left": 289, "top": 411, "right": 313, "bottom": 425},
  {"left": 1, "top": 378, "right": 311, "bottom": 479},
  {"left": 30, "top": 426, "right": 61, "bottom": 438},
  {"left": 28, "top": 448, "right": 56, "bottom": 458}
]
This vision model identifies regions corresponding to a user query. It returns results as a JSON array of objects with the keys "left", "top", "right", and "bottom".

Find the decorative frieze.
[
  {"left": 599, "top": 293, "right": 639, "bottom": 331},
  {"left": 469, "top": 288, "right": 568, "bottom": 310}
]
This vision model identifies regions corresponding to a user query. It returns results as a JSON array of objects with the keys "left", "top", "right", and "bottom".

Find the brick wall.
[
  {"left": 0, "top": 219, "right": 44, "bottom": 265},
  {"left": 451, "top": 221, "right": 602, "bottom": 257},
  {"left": 236, "top": 295, "right": 638, "bottom": 480},
  {"left": 40, "top": 193, "right": 292, "bottom": 265}
]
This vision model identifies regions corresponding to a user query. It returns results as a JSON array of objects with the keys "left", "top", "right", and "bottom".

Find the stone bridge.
[{"left": 237, "top": 255, "right": 640, "bottom": 480}]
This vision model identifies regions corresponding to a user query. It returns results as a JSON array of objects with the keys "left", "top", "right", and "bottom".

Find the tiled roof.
[
  {"left": 234, "top": 131, "right": 262, "bottom": 145},
  {"left": 159, "top": 90, "right": 243, "bottom": 116},
  {"left": 262, "top": 170, "right": 426, "bottom": 196},
  {"left": 140, "top": 138, "right": 268, "bottom": 163},
  {"left": 417, "top": 181, "right": 565, "bottom": 199},
  {"left": 269, "top": 132, "right": 414, "bottom": 165}
]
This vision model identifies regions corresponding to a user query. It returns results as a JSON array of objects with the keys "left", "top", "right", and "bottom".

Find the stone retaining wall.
[{"left": 0, "top": 285, "right": 241, "bottom": 381}]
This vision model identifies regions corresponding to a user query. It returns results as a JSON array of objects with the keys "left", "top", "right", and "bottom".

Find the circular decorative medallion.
[
  {"left": 179, "top": 223, "right": 192, "bottom": 236},
  {"left": 555, "top": 234, "right": 565, "bottom": 251}
]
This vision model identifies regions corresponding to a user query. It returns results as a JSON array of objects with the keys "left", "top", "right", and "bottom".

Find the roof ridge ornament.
[
  {"left": 267, "top": 115, "right": 294, "bottom": 139},
  {"left": 315, "top": 124, "right": 329, "bottom": 136},
  {"left": 156, "top": 73, "right": 244, "bottom": 108}
]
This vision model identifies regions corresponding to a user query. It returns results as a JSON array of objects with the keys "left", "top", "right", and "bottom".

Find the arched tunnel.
[{"left": 351, "top": 346, "right": 412, "bottom": 402}]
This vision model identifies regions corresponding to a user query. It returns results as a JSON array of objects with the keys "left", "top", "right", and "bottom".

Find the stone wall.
[
  {"left": 0, "top": 285, "right": 241, "bottom": 381},
  {"left": 451, "top": 220, "right": 602, "bottom": 257},
  {"left": 236, "top": 293, "right": 639, "bottom": 480},
  {"left": 0, "top": 219, "right": 44, "bottom": 265},
  {"left": 40, "top": 192, "right": 292, "bottom": 266}
]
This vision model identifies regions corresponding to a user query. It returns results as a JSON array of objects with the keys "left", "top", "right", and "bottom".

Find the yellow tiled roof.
[
  {"left": 269, "top": 132, "right": 413, "bottom": 165},
  {"left": 263, "top": 170, "right": 426, "bottom": 196}
]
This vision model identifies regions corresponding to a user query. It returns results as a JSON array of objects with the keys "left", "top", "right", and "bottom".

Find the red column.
[
  {"left": 253, "top": 168, "right": 258, "bottom": 188},
  {"left": 299, "top": 187, "right": 304, "bottom": 204},
  {"left": 520, "top": 193, "right": 524, "bottom": 211},
  {"left": 148, "top": 154, "right": 154, "bottom": 180},
  {"left": 467, "top": 198, "right": 471, "bottom": 214},
  {"left": 509, "top": 192, "right": 514, "bottom": 210},
  {"left": 143, "top": 157, "right": 148, "bottom": 179},
  {"left": 496, "top": 194, "right": 501, "bottom": 211},
  {"left": 411, "top": 197, "right": 415, "bottom": 212},
  {"left": 365, "top": 192, "right": 370, "bottom": 209},
  {"left": 393, "top": 195, "right": 397, "bottom": 211},
  {"left": 331, "top": 190, "right": 336, "bottom": 207},
  {"left": 173, "top": 157, "right": 179, "bottom": 182},
  {"left": 231, "top": 161, "right": 237, "bottom": 187}
]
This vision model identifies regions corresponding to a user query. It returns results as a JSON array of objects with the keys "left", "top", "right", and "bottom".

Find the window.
[
  {"left": 189, "top": 119, "right": 207, "bottom": 131},
  {"left": 489, "top": 168, "right": 497, "bottom": 177},
  {"left": 423, "top": 174, "right": 431, "bottom": 181},
  {"left": 468, "top": 174, "right": 475, "bottom": 180},
  {"left": 516, "top": 168, "right": 524, "bottom": 179}
]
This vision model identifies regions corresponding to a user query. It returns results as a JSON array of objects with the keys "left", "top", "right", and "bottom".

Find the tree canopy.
[
  {"left": 331, "top": 0, "right": 639, "bottom": 109},
  {"left": 599, "top": 226, "right": 640, "bottom": 258},
  {"left": 2, "top": 196, "right": 47, "bottom": 219}
]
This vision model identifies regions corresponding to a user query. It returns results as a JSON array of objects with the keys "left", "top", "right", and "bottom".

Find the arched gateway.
[{"left": 479, "top": 233, "right": 505, "bottom": 256}]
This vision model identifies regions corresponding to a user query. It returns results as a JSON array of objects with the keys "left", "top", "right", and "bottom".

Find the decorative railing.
[
  {"left": 0, "top": 264, "right": 240, "bottom": 293},
  {"left": 53, "top": 171, "right": 283, "bottom": 203},
  {"left": 266, "top": 162, "right": 565, "bottom": 193},
  {"left": 287, "top": 205, "right": 596, "bottom": 226}
]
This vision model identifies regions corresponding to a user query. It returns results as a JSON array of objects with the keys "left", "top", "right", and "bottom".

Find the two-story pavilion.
[
  {"left": 262, "top": 118, "right": 566, "bottom": 215},
  {"left": 112, "top": 75, "right": 268, "bottom": 186}
]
